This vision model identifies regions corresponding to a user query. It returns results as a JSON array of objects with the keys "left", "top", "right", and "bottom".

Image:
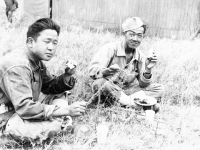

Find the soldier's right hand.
[
  {"left": 101, "top": 64, "right": 120, "bottom": 77},
  {"left": 68, "top": 101, "right": 87, "bottom": 116}
]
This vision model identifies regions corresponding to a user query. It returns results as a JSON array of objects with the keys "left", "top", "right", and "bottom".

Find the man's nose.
[
  {"left": 132, "top": 35, "right": 138, "bottom": 41},
  {"left": 47, "top": 43, "right": 54, "bottom": 50}
]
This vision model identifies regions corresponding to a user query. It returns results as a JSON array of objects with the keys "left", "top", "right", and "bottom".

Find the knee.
[{"left": 152, "top": 83, "right": 165, "bottom": 97}]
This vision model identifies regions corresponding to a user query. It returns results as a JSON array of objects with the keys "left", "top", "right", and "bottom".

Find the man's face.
[
  {"left": 27, "top": 29, "right": 58, "bottom": 61},
  {"left": 124, "top": 27, "right": 144, "bottom": 49}
]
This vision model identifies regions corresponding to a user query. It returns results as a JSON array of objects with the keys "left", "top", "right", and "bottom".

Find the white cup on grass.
[
  {"left": 96, "top": 124, "right": 109, "bottom": 144},
  {"left": 145, "top": 110, "right": 155, "bottom": 125}
]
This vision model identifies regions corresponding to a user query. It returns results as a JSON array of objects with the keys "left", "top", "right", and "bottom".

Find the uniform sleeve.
[
  {"left": 137, "top": 53, "right": 152, "bottom": 88},
  {"left": 88, "top": 43, "right": 115, "bottom": 79},
  {"left": 0, "top": 66, "right": 56, "bottom": 120},
  {"left": 41, "top": 63, "right": 76, "bottom": 94}
]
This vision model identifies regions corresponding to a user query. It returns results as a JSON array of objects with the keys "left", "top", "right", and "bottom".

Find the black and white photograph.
[{"left": 0, "top": 0, "right": 200, "bottom": 149}]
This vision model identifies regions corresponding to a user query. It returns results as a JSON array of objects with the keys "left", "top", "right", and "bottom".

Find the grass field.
[{"left": 0, "top": 18, "right": 200, "bottom": 150}]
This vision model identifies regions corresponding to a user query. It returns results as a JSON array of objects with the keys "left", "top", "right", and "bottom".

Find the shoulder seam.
[{"left": 0, "top": 64, "right": 32, "bottom": 84}]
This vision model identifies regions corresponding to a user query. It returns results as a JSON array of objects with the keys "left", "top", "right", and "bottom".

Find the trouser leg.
[
  {"left": 3, "top": 92, "right": 69, "bottom": 144},
  {"left": 142, "top": 83, "right": 164, "bottom": 113},
  {"left": 129, "top": 83, "right": 164, "bottom": 101},
  {"left": 90, "top": 79, "right": 164, "bottom": 112},
  {"left": 89, "top": 78, "right": 122, "bottom": 107},
  {"left": 142, "top": 83, "right": 164, "bottom": 100},
  {"left": 4, "top": 113, "right": 62, "bottom": 144}
]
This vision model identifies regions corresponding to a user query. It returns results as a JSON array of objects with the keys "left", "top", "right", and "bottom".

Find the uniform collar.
[{"left": 24, "top": 47, "right": 41, "bottom": 71}]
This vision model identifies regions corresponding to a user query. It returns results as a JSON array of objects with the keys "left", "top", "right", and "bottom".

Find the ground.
[{"left": 0, "top": 17, "right": 200, "bottom": 150}]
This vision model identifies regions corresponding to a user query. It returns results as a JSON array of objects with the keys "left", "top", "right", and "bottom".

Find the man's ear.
[
  {"left": 26, "top": 37, "right": 34, "bottom": 48},
  {"left": 122, "top": 31, "right": 126, "bottom": 36}
]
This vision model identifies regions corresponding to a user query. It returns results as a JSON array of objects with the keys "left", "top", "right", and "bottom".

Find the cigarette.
[{"left": 147, "top": 57, "right": 153, "bottom": 61}]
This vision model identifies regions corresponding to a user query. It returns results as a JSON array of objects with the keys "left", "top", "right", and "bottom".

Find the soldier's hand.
[
  {"left": 145, "top": 49, "right": 157, "bottom": 69},
  {"left": 68, "top": 101, "right": 87, "bottom": 116},
  {"left": 101, "top": 64, "right": 120, "bottom": 77},
  {"left": 65, "top": 60, "right": 77, "bottom": 76}
]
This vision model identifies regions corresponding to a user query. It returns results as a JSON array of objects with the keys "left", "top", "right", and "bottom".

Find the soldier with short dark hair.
[{"left": 0, "top": 18, "right": 86, "bottom": 143}]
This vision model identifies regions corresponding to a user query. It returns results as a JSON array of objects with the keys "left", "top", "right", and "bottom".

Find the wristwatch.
[
  {"left": 143, "top": 72, "right": 152, "bottom": 78},
  {"left": 144, "top": 72, "right": 151, "bottom": 74}
]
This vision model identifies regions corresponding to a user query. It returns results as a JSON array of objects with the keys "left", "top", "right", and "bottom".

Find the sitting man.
[
  {"left": 0, "top": 18, "right": 86, "bottom": 143},
  {"left": 88, "top": 17, "right": 164, "bottom": 112}
]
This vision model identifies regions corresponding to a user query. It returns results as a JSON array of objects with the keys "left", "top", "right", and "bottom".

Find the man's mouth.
[
  {"left": 130, "top": 41, "right": 139, "bottom": 45},
  {"left": 46, "top": 53, "right": 53, "bottom": 57},
  {"left": 130, "top": 43, "right": 139, "bottom": 47}
]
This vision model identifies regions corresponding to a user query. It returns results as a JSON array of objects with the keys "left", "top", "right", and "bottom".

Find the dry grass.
[{"left": 0, "top": 18, "right": 200, "bottom": 150}]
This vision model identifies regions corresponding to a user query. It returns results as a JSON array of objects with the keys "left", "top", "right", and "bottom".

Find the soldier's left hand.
[{"left": 145, "top": 49, "right": 157, "bottom": 69}]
